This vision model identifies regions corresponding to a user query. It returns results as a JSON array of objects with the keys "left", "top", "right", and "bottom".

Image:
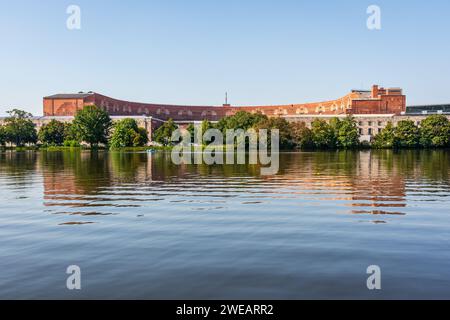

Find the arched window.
[
  {"left": 157, "top": 108, "right": 170, "bottom": 115},
  {"left": 316, "top": 105, "right": 325, "bottom": 113},
  {"left": 274, "top": 108, "right": 288, "bottom": 115},
  {"left": 201, "top": 110, "right": 217, "bottom": 117},
  {"left": 296, "top": 107, "right": 308, "bottom": 114}
]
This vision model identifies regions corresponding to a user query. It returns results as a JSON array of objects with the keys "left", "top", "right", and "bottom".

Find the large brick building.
[
  {"left": 1, "top": 84, "right": 447, "bottom": 143},
  {"left": 43, "top": 85, "right": 406, "bottom": 120}
]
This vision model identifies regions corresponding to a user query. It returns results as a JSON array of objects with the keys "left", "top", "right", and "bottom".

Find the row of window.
[
  {"left": 99, "top": 102, "right": 357, "bottom": 117},
  {"left": 358, "top": 120, "right": 422, "bottom": 127},
  {"left": 358, "top": 121, "right": 386, "bottom": 127},
  {"left": 359, "top": 128, "right": 382, "bottom": 136},
  {"left": 99, "top": 103, "right": 219, "bottom": 117},
  {"left": 358, "top": 121, "right": 422, "bottom": 136}
]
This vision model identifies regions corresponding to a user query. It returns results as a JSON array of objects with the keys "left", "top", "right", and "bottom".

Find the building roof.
[
  {"left": 405, "top": 104, "right": 450, "bottom": 115},
  {"left": 44, "top": 93, "right": 94, "bottom": 99}
]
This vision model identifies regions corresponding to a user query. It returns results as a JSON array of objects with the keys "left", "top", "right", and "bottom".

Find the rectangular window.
[
  {"left": 359, "top": 128, "right": 363, "bottom": 135},
  {"left": 368, "top": 121, "right": 373, "bottom": 126},
  {"left": 368, "top": 128, "right": 373, "bottom": 136}
]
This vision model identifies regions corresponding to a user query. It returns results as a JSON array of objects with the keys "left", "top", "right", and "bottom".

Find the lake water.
[{"left": 0, "top": 150, "right": 449, "bottom": 299}]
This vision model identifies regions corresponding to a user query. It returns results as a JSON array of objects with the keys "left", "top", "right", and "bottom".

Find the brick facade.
[
  {"left": 43, "top": 85, "right": 406, "bottom": 120},
  {"left": 2, "top": 85, "right": 448, "bottom": 143}
]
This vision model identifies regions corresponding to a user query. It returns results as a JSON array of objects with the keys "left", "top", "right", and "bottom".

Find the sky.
[{"left": 0, "top": 0, "right": 450, "bottom": 116}]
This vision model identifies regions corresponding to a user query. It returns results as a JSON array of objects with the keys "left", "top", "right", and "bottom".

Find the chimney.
[{"left": 371, "top": 85, "right": 379, "bottom": 98}]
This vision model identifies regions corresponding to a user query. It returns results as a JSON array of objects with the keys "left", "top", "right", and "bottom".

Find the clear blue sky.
[{"left": 1, "top": 0, "right": 450, "bottom": 116}]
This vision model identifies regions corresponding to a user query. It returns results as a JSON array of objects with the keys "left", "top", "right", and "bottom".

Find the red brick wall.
[
  {"left": 85, "top": 92, "right": 358, "bottom": 120},
  {"left": 380, "top": 95, "right": 406, "bottom": 114},
  {"left": 43, "top": 98, "right": 85, "bottom": 116},
  {"left": 43, "top": 86, "right": 406, "bottom": 119},
  {"left": 352, "top": 100, "right": 383, "bottom": 114},
  {"left": 43, "top": 98, "right": 54, "bottom": 116},
  {"left": 352, "top": 94, "right": 406, "bottom": 115}
]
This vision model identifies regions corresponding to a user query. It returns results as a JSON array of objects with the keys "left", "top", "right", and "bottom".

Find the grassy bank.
[
  {"left": 0, "top": 145, "right": 170, "bottom": 152},
  {"left": 2, "top": 144, "right": 450, "bottom": 153}
]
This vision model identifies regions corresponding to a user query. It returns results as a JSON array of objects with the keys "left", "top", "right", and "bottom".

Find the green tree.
[
  {"left": 110, "top": 118, "right": 149, "bottom": 149},
  {"left": 184, "top": 120, "right": 215, "bottom": 144},
  {"left": 63, "top": 123, "right": 78, "bottom": 142},
  {"left": 3, "top": 109, "right": 37, "bottom": 146},
  {"left": 372, "top": 122, "right": 395, "bottom": 148},
  {"left": 393, "top": 120, "right": 420, "bottom": 148},
  {"left": 38, "top": 119, "right": 67, "bottom": 145},
  {"left": 186, "top": 123, "right": 195, "bottom": 136},
  {"left": 184, "top": 123, "right": 196, "bottom": 144},
  {"left": 329, "top": 117, "right": 341, "bottom": 134},
  {"left": 61, "top": 123, "right": 81, "bottom": 147},
  {"left": 419, "top": 115, "right": 450, "bottom": 148},
  {"left": 72, "top": 105, "right": 112, "bottom": 147},
  {"left": 216, "top": 111, "right": 268, "bottom": 132},
  {"left": 255, "top": 117, "right": 293, "bottom": 149},
  {"left": 201, "top": 119, "right": 214, "bottom": 133},
  {"left": 136, "top": 127, "right": 149, "bottom": 146},
  {"left": 334, "top": 116, "right": 360, "bottom": 148},
  {"left": 290, "top": 122, "right": 314, "bottom": 149},
  {"left": 153, "top": 118, "right": 178, "bottom": 146},
  {"left": 0, "top": 126, "right": 6, "bottom": 146},
  {"left": 311, "top": 119, "right": 336, "bottom": 149}
]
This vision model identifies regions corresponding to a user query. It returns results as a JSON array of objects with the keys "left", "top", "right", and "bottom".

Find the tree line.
[
  {"left": 1, "top": 106, "right": 449, "bottom": 150},
  {"left": 0, "top": 106, "right": 148, "bottom": 149},
  {"left": 153, "top": 110, "right": 450, "bottom": 150}
]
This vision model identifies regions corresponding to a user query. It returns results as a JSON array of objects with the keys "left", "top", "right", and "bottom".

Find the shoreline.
[{"left": 1, "top": 146, "right": 450, "bottom": 153}]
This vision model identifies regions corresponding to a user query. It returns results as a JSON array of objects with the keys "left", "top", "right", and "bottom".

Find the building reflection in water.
[{"left": 33, "top": 150, "right": 450, "bottom": 222}]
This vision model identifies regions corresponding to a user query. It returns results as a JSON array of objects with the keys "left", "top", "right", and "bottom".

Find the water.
[{"left": 0, "top": 150, "right": 449, "bottom": 299}]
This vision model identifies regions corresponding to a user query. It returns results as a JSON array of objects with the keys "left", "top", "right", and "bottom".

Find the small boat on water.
[{"left": 146, "top": 149, "right": 157, "bottom": 154}]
